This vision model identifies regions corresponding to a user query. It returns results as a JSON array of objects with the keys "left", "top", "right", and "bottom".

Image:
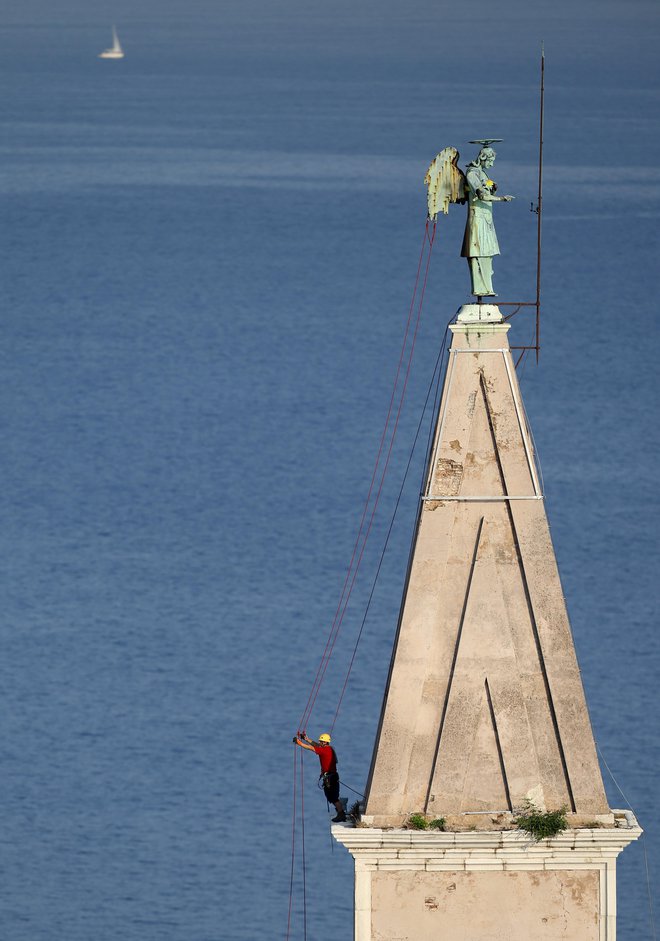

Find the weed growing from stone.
[
  {"left": 407, "top": 813, "right": 429, "bottom": 830},
  {"left": 514, "top": 801, "right": 568, "bottom": 841}
]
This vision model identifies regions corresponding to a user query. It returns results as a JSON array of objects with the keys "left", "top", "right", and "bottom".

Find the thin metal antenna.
[
  {"left": 535, "top": 42, "right": 545, "bottom": 362},
  {"left": 496, "top": 45, "right": 546, "bottom": 366}
]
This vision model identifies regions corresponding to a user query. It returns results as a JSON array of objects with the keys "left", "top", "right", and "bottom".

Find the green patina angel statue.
[{"left": 425, "top": 139, "right": 514, "bottom": 298}]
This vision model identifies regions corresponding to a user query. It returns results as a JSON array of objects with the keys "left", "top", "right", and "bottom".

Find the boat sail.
[{"left": 99, "top": 26, "right": 124, "bottom": 59}]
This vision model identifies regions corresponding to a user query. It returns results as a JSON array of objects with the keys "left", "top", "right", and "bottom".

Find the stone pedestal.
[
  {"left": 456, "top": 302, "right": 503, "bottom": 323},
  {"left": 333, "top": 813, "right": 641, "bottom": 941}
]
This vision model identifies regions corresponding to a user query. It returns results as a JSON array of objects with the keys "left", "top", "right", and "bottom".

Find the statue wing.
[{"left": 424, "top": 147, "right": 467, "bottom": 221}]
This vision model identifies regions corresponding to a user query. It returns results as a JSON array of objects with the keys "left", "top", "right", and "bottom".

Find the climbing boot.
[{"left": 331, "top": 812, "right": 347, "bottom": 823}]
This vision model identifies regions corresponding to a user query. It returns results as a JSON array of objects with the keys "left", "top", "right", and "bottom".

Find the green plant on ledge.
[
  {"left": 407, "top": 813, "right": 429, "bottom": 830},
  {"left": 406, "top": 814, "right": 446, "bottom": 831},
  {"left": 514, "top": 801, "right": 568, "bottom": 841}
]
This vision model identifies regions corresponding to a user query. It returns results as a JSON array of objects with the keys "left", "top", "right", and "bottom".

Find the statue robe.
[{"left": 460, "top": 163, "right": 500, "bottom": 258}]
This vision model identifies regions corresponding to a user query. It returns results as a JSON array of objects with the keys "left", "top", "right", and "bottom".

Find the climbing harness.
[{"left": 318, "top": 771, "right": 340, "bottom": 789}]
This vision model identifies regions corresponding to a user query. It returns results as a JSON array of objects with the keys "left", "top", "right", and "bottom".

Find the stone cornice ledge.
[{"left": 332, "top": 811, "right": 641, "bottom": 868}]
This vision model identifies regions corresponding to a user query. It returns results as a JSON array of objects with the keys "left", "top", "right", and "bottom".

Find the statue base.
[{"left": 456, "top": 303, "right": 502, "bottom": 324}]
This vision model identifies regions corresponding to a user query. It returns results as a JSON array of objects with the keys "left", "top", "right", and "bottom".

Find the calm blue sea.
[{"left": 0, "top": 1, "right": 658, "bottom": 938}]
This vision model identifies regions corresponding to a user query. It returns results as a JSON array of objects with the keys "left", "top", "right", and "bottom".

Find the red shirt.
[{"left": 313, "top": 744, "right": 337, "bottom": 774}]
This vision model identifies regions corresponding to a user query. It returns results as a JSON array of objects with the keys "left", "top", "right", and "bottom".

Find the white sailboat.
[{"left": 99, "top": 26, "right": 124, "bottom": 59}]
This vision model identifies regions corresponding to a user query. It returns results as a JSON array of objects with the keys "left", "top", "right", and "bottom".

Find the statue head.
[{"left": 477, "top": 147, "right": 496, "bottom": 168}]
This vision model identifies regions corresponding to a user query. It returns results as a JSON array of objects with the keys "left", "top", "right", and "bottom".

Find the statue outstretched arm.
[{"left": 475, "top": 189, "right": 514, "bottom": 202}]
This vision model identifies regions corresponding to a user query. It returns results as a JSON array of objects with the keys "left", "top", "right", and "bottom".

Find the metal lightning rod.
[
  {"left": 500, "top": 45, "right": 546, "bottom": 364},
  {"left": 535, "top": 43, "right": 545, "bottom": 362}
]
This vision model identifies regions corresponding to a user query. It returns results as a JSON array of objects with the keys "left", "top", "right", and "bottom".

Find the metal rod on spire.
[{"left": 535, "top": 42, "right": 545, "bottom": 362}]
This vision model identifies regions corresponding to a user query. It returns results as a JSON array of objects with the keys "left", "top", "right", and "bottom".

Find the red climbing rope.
[
  {"left": 330, "top": 322, "right": 451, "bottom": 732},
  {"left": 286, "top": 221, "right": 441, "bottom": 941},
  {"left": 309, "top": 223, "right": 436, "bottom": 720},
  {"left": 298, "top": 221, "right": 437, "bottom": 733},
  {"left": 300, "top": 748, "right": 307, "bottom": 941},
  {"left": 298, "top": 221, "right": 434, "bottom": 732},
  {"left": 285, "top": 745, "right": 309, "bottom": 941},
  {"left": 285, "top": 745, "right": 298, "bottom": 941}
]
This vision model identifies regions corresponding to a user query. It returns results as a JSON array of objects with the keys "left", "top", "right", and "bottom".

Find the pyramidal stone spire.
[
  {"left": 334, "top": 307, "right": 640, "bottom": 941},
  {"left": 364, "top": 308, "right": 609, "bottom": 826}
]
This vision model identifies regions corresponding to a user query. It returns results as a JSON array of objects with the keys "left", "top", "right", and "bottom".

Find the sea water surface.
[{"left": 0, "top": 1, "right": 658, "bottom": 938}]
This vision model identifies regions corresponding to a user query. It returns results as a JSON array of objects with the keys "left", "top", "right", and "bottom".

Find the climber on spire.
[{"left": 293, "top": 731, "right": 346, "bottom": 822}]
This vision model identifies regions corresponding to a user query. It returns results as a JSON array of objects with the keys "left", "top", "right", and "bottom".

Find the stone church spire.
[
  {"left": 334, "top": 308, "right": 640, "bottom": 941},
  {"left": 364, "top": 310, "right": 609, "bottom": 827}
]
